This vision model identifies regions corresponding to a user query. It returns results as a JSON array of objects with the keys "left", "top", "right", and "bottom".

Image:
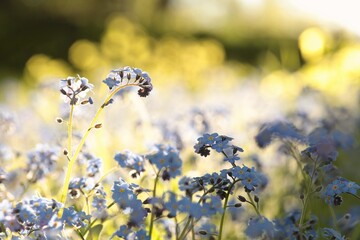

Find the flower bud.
[
  {"left": 56, "top": 117, "right": 63, "bottom": 123},
  {"left": 238, "top": 195, "right": 247, "bottom": 202}
]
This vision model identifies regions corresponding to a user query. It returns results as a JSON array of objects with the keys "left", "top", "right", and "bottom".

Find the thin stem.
[
  {"left": 299, "top": 157, "right": 318, "bottom": 227},
  {"left": 328, "top": 205, "right": 339, "bottom": 231},
  {"left": 218, "top": 179, "right": 240, "bottom": 240},
  {"left": 175, "top": 217, "right": 179, "bottom": 240},
  {"left": 191, "top": 218, "right": 195, "bottom": 240},
  {"left": 58, "top": 84, "right": 139, "bottom": 217},
  {"left": 68, "top": 104, "right": 74, "bottom": 156},
  {"left": 246, "top": 192, "right": 261, "bottom": 217},
  {"left": 149, "top": 170, "right": 161, "bottom": 238},
  {"left": 178, "top": 217, "right": 192, "bottom": 240},
  {"left": 347, "top": 192, "right": 360, "bottom": 200}
]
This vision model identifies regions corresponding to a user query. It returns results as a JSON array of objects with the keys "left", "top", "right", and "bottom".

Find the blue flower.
[
  {"left": 242, "top": 171, "right": 260, "bottom": 192},
  {"left": 146, "top": 144, "right": 182, "bottom": 180},
  {"left": 164, "top": 192, "right": 179, "bottom": 217},
  {"left": 255, "top": 121, "right": 305, "bottom": 148},
  {"left": 113, "top": 225, "right": 131, "bottom": 239},
  {"left": 197, "top": 133, "right": 218, "bottom": 146},
  {"left": 26, "top": 144, "right": 59, "bottom": 182},
  {"left": 178, "top": 176, "right": 201, "bottom": 195},
  {"left": 211, "top": 135, "right": 232, "bottom": 153},
  {"left": 230, "top": 165, "right": 250, "bottom": 180},
  {"left": 111, "top": 178, "right": 138, "bottom": 208},
  {"left": 322, "top": 177, "right": 360, "bottom": 206},
  {"left": 134, "top": 229, "right": 150, "bottom": 240},
  {"left": 323, "top": 228, "right": 345, "bottom": 240},
  {"left": 61, "top": 207, "right": 90, "bottom": 228},
  {"left": 245, "top": 217, "right": 276, "bottom": 239},
  {"left": 178, "top": 197, "right": 203, "bottom": 219},
  {"left": 196, "top": 223, "right": 217, "bottom": 238},
  {"left": 92, "top": 196, "right": 108, "bottom": 219},
  {"left": 114, "top": 150, "right": 145, "bottom": 173},
  {"left": 103, "top": 67, "right": 153, "bottom": 97},
  {"left": 86, "top": 157, "right": 102, "bottom": 178},
  {"left": 223, "top": 155, "right": 240, "bottom": 164},
  {"left": 201, "top": 196, "right": 223, "bottom": 216},
  {"left": 17, "top": 204, "right": 37, "bottom": 226}
]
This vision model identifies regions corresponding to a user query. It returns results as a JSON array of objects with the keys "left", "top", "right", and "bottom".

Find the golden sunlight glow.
[
  {"left": 69, "top": 40, "right": 101, "bottom": 70},
  {"left": 24, "top": 54, "right": 71, "bottom": 84},
  {"left": 298, "top": 28, "right": 327, "bottom": 62}
]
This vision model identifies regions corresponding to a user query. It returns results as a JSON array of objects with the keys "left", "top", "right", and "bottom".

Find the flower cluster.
[
  {"left": 146, "top": 144, "right": 182, "bottom": 180},
  {"left": 111, "top": 178, "right": 148, "bottom": 227},
  {"left": 1, "top": 66, "right": 359, "bottom": 240},
  {"left": 0, "top": 197, "right": 89, "bottom": 238},
  {"left": 322, "top": 177, "right": 360, "bottom": 206},
  {"left": 26, "top": 144, "right": 59, "bottom": 183},
  {"left": 103, "top": 66, "right": 153, "bottom": 97},
  {"left": 60, "top": 76, "right": 94, "bottom": 105},
  {"left": 194, "top": 133, "right": 237, "bottom": 157},
  {"left": 114, "top": 150, "right": 145, "bottom": 177}
]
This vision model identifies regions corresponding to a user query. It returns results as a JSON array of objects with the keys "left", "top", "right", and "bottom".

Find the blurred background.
[{"left": 1, "top": 0, "right": 360, "bottom": 238}]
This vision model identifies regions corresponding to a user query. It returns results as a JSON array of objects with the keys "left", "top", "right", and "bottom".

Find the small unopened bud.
[
  {"left": 127, "top": 73, "right": 131, "bottom": 80},
  {"left": 88, "top": 97, "right": 94, "bottom": 104},
  {"left": 315, "top": 186, "right": 323, "bottom": 192},
  {"left": 94, "top": 123, "right": 102, "bottom": 129},
  {"left": 81, "top": 100, "right": 89, "bottom": 105},
  {"left": 60, "top": 89, "right": 67, "bottom": 95},
  {"left": 238, "top": 195, "right": 247, "bottom": 202},
  {"left": 234, "top": 203, "right": 242, "bottom": 208},
  {"left": 119, "top": 71, "right": 124, "bottom": 79},
  {"left": 198, "top": 230, "right": 207, "bottom": 235},
  {"left": 300, "top": 194, "right": 305, "bottom": 200},
  {"left": 254, "top": 195, "right": 259, "bottom": 203},
  {"left": 56, "top": 117, "right": 63, "bottom": 123},
  {"left": 63, "top": 149, "right": 68, "bottom": 156}
]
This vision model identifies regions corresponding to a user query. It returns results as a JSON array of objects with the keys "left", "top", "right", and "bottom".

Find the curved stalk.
[{"left": 58, "top": 84, "right": 139, "bottom": 217}]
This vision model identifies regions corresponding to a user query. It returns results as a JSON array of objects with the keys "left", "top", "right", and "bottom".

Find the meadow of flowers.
[{"left": 1, "top": 15, "right": 360, "bottom": 240}]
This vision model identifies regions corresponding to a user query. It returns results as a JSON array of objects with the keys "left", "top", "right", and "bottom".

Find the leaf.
[{"left": 89, "top": 224, "right": 103, "bottom": 240}]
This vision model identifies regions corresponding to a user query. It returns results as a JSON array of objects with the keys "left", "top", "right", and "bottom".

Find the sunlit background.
[{"left": 1, "top": 0, "right": 360, "bottom": 239}]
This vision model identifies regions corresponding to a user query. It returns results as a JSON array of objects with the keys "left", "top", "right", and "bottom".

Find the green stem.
[
  {"left": 58, "top": 83, "right": 139, "bottom": 217},
  {"left": 191, "top": 218, "right": 195, "bottom": 240},
  {"left": 347, "top": 192, "right": 360, "bottom": 200},
  {"left": 246, "top": 192, "right": 261, "bottom": 217},
  {"left": 149, "top": 170, "right": 161, "bottom": 238},
  {"left": 178, "top": 217, "right": 192, "bottom": 240},
  {"left": 218, "top": 179, "right": 240, "bottom": 240},
  {"left": 83, "top": 200, "right": 117, "bottom": 236},
  {"left": 68, "top": 104, "right": 74, "bottom": 156},
  {"left": 179, "top": 181, "right": 224, "bottom": 240},
  {"left": 299, "top": 157, "right": 318, "bottom": 227}
]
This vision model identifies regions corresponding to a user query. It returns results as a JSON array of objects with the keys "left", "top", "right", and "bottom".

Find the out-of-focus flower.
[
  {"left": 146, "top": 144, "right": 182, "bottom": 180},
  {"left": 68, "top": 177, "right": 96, "bottom": 198},
  {"left": 245, "top": 217, "right": 276, "bottom": 239},
  {"left": 323, "top": 228, "right": 345, "bottom": 240},
  {"left": 255, "top": 121, "right": 306, "bottom": 148},
  {"left": 26, "top": 144, "right": 59, "bottom": 182},
  {"left": 114, "top": 150, "right": 145, "bottom": 175}
]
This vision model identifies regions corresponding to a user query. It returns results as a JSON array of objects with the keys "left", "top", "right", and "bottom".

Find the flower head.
[
  {"left": 103, "top": 66, "right": 153, "bottom": 97},
  {"left": 60, "top": 76, "right": 93, "bottom": 105}
]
